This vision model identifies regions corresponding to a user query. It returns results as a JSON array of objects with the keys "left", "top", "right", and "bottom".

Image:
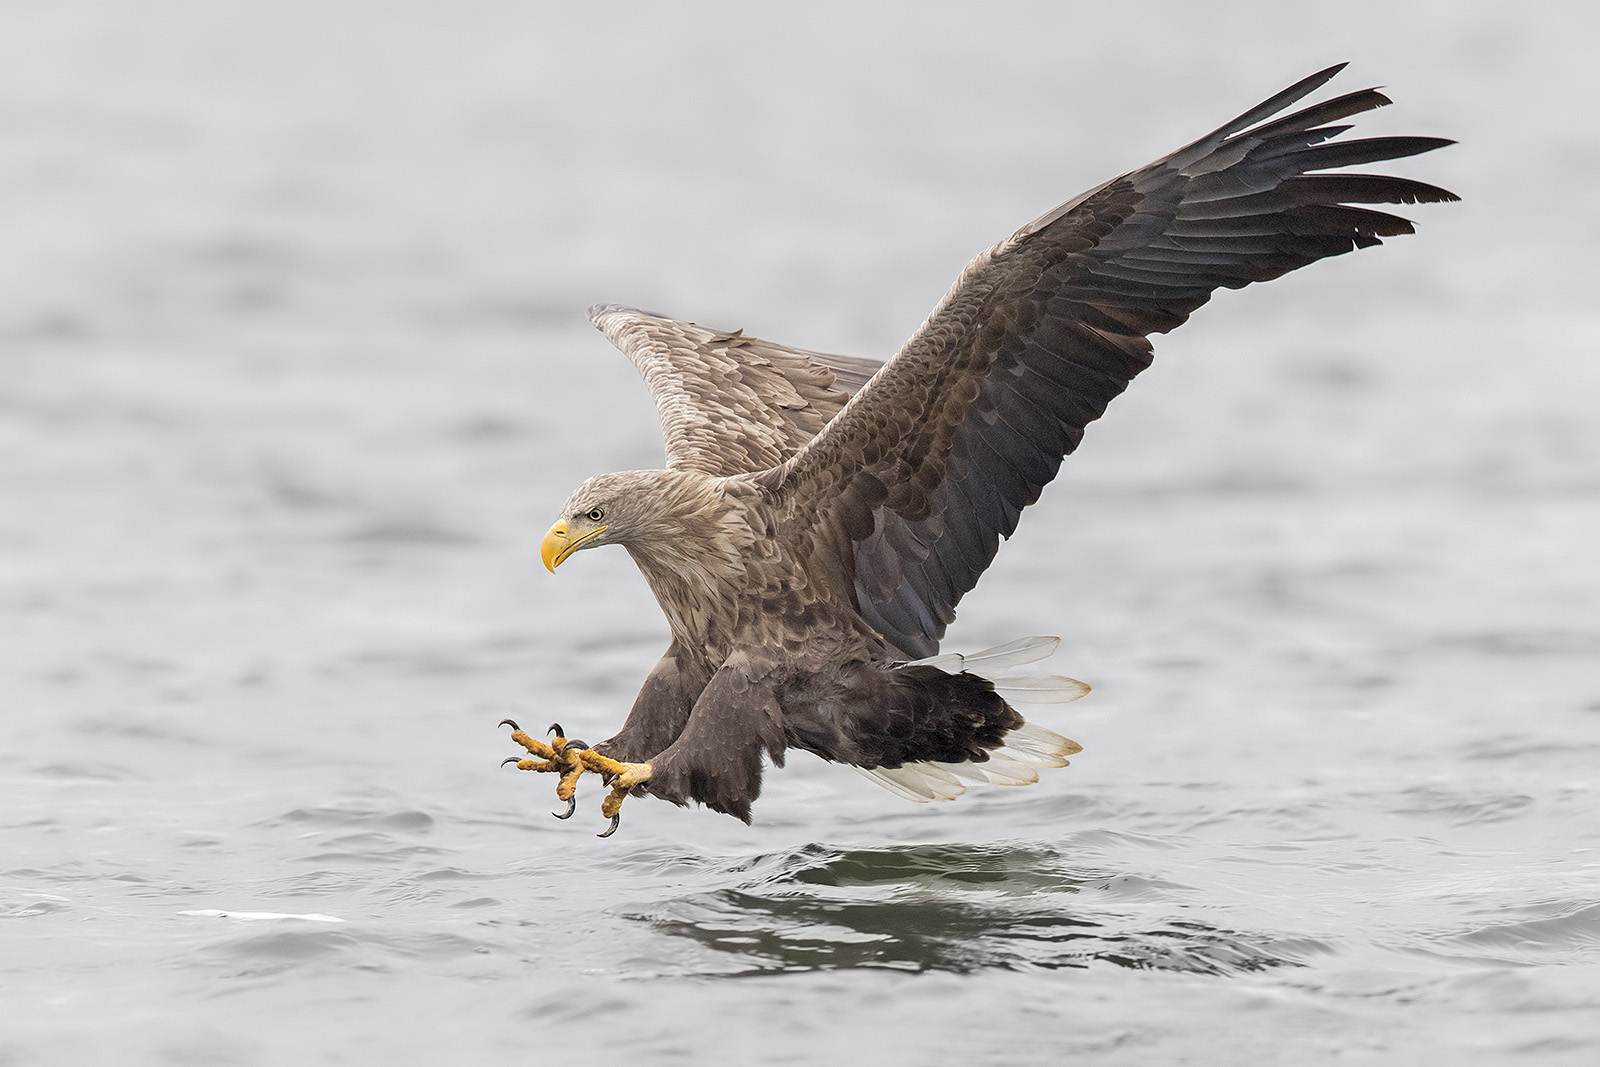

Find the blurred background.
[{"left": 2, "top": 2, "right": 1598, "bottom": 1065}]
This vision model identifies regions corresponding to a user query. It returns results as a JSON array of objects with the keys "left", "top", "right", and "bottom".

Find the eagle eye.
[{"left": 585, "top": 508, "right": 605, "bottom": 522}]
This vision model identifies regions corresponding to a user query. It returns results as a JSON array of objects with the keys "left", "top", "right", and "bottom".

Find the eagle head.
[{"left": 542, "top": 470, "right": 711, "bottom": 572}]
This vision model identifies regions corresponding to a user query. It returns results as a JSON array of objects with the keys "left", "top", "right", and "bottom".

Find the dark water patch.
[
  {"left": 1448, "top": 902, "right": 1600, "bottom": 960},
  {"left": 624, "top": 843, "right": 1315, "bottom": 977},
  {"left": 1341, "top": 672, "right": 1398, "bottom": 691},
  {"left": 27, "top": 761, "right": 135, "bottom": 782},
  {"left": 1282, "top": 355, "right": 1377, "bottom": 391},
  {"left": 516, "top": 993, "right": 639, "bottom": 1025},
  {"left": 218, "top": 282, "right": 288, "bottom": 315},
  {"left": 1290, "top": 967, "right": 1449, "bottom": 1003},
  {"left": 1461, "top": 735, "right": 1600, "bottom": 762},
  {"left": 4, "top": 309, "right": 95, "bottom": 344},
  {"left": 341, "top": 514, "right": 476, "bottom": 547},
  {"left": 178, "top": 833, "right": 227, "bottom": 850},
  {"left": 300, "top": 838, "right": 449, "bottom": 866},
  {"left": 271, "top": 806, "right": 436, "bottom": 833},
  {"left": 264, "top": 473, "right": 359, "bottom": 513},
  {"left": 1433, "top": 630, "right": 1600, "bottom": 657},
  {"left": 635, "top": 888, "right": 1303, "bottom": 977},
  {"left": 1386, "top": 786, "right": 1535, "bottom": 825},
  {"left": 777, "top": 842, "right": 1079, "bottom": 894},
  {"left": 71, "top": 714, "right": 211, "bottom": 747},
  {"left": 453, "top": 415, "right": 526, "bottom": 441}
]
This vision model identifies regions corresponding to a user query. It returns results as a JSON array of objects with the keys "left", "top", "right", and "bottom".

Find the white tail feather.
[
  {"left": 909, "top": 635, "right": 1061, "bottom": 674},
  {"left": 855, "top": 767, "right": 931, "bottom": 802},
  {"left": 857, "top": 764, "right": 967, "bottom": 802},
  {"left": 935, "top": 756, "right": 1040, "bottom": 786},
  {"left": 860, "top": 638, "right": 1087, "bottom": 805},
  {"left": 992, "top": 674, "right": 1092, "bottom": 705},
  {"left": 999, "top": 722, "right": 1084, "bottom": 766}
]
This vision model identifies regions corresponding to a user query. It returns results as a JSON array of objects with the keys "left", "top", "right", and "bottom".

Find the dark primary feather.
[{"left": 767, "top": 63, "right": 1457, "bottom": 657}]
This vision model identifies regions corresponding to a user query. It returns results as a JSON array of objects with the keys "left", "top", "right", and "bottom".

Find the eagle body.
[
  {"left": 554, "top": 468, "right": 1030, "bottom": 820},
  {"left": 530, "top": 65, "right": 1455, "bottom": 827}
]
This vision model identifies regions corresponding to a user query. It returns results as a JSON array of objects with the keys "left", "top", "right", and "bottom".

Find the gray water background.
[{"left": 4, "top": 1, "right": 1599, "bottom": 1063}]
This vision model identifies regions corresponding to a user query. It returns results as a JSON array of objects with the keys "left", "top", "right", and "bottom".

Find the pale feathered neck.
[{"left": 620, "top": 471, "right": 750, "bottom": 595}]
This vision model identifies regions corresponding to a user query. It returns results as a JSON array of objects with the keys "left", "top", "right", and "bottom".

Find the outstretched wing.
[
  {"left": 763, "top": 64, "right": 1456, "bottom": 658},
  {"left": 589, "top": 305, "right": 881, "bottom": 477}
]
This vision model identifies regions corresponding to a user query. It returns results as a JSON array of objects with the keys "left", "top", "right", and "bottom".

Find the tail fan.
[{"left": 858, "top": 638, "right": 1087, "bottom": 803}]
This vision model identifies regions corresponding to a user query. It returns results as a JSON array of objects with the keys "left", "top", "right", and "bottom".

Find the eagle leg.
[{"left": 499, "top": 719, "right": 651, "bottom": 834}]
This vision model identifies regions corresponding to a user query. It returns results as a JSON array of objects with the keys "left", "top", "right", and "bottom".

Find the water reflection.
[{"left": 628, "top": 843, "right": 1321, "bottom": 977}]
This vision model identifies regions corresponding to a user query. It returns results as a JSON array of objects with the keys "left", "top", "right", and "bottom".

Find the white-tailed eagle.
[{"left": 502, "top": 65, "right": 1455, "bottom": 835}]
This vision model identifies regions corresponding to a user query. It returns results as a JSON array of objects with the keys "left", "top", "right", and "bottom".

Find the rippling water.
[{"left": 4, "top": 2, "right": 1599, "bottom": 1064}]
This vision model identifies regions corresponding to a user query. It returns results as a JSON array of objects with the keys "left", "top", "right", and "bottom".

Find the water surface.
[{"left": 3, "top": 2, "right": 1599, "bottom": 1064}]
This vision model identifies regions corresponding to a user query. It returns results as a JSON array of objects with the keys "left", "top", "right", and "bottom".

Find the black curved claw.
[
  {"left": 498, "top": 719, "right": 521, "bottom": 731},
  {"left": 546, "top": 723, "right": 564, "bottom": 738},
  {"left": 597, "top": 814, "right": 621, "bottom": 839},
  {"left": 552, "top": 795, "right": 576, "bottom": 820},
  {"left": 501, "top": 756, "right": 523, "bottom": 768},
  {"left": 563, "top": 739, "right": 589, "bottom": 751}
]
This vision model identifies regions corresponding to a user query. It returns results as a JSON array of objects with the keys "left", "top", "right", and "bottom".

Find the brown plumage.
[{"left": 525, "top": 65, "right": 1455, "bottom": 829}]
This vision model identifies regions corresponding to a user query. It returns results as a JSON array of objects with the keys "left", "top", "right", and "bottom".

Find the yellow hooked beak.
[{"left": 541, "top": 520, "right": 608, "bottom": 572}]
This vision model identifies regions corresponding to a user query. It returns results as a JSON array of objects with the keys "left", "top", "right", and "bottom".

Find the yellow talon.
[
  {"left": 500, "top": 720, "right": 559, "bottom": 761},
  {"left": 500, "top": 719, "right": 651, "bottom": 835},
  {"left": 502, "top": 757, "right": 559, "bottom": 772},
  {"left": 596, "top": 760, "right": 652, "bottom": 838}
]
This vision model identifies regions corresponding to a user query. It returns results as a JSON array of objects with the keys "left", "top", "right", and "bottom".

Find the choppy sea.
[{"left": 4, "top": 2, "right": 1599, "bottom": 1063}]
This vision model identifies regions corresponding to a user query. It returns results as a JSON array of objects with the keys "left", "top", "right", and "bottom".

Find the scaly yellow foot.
[
  {"left": 500, "top": 720, "right": 652, "bottom": 837},
  {"left": 596, "top": 760, "right": 653, "bottom": 839}
]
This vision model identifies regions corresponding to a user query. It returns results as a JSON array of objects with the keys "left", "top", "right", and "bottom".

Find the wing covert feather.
[{"left": 589, "top": 305, "right": 880, "bottom": 476}]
